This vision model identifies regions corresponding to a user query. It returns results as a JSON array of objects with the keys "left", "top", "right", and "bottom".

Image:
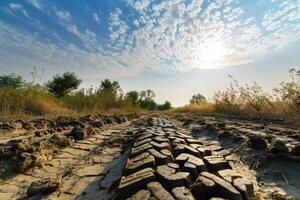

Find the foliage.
[
  {"left": 125, "top": 91, "right": 139, "bottom": 106},
  {"left": 157, "top": 101, "right": 172, "bottom": 111},
  {"left": 139, "top": 89, "right": 157, "bottom": 110},
  {"left": 0, "top": 87, "right": 67, "bottom": 115},
  {"left": 214, "top": 75, "right": 273, "bottom": 115},
  {"left": 0, "top": 74, "right": 26, "bottom": 88},
  {"left": 190, "top": 94, "right": 207, "bottom": 105},
  {"left": 46, "top": 72, "right": 81, "bottom": 98},
  {"left": 273, "top": 69, "right": 300, "bottom": 113},
  {"left": 99, "top": 79, "right": 122, "bottom": 97}
]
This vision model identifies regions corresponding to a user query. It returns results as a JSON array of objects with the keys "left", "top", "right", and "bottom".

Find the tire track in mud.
[
  {"left": 175, "top": 115, "right": 300, "bottom": 200},
  {"left": 1, "top": 115, "right": 298, "bottom": 200},
  {"left": 116, "top": 117, "right": 256, "bottom": 200}
]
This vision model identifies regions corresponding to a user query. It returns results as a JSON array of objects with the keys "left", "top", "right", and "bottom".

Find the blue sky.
[{"left": 0, "top": 0, "right": 300, "bottom": 105}]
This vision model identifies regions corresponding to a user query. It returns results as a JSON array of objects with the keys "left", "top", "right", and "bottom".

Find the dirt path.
[{"left": 1, "top": 114, "right": 299, "bottom": 200}]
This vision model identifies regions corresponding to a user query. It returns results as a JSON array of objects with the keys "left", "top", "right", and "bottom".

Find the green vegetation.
[
  {"left": 190, "top": 94, "right": 207, "bottom": 105},
  {"left": 157, "top": 101, "right": 172, "bottom": 111},
  {"left": 0, "top": 74, "right": 26, "bottom": 88},
  {"left": 46, "top": 72, "right": 82, "bottom": 97},
  {"left": 0, "top": 71, "right": 172, "bottom": 117}
]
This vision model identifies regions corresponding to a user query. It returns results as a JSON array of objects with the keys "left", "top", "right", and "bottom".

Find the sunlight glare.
[{"left": 201, "top": 41, "right": 228, "bottom": 67}]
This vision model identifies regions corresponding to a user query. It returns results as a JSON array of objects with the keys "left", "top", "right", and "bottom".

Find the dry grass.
[
  {"left": 171, "top": 103, "right": 215, "bottom": 113},
  {"left": 0, "top": 86, "right": 142, "bottom": 120},
  {"left": 0, "top": 87, "right": 71, "bottom": 116}
]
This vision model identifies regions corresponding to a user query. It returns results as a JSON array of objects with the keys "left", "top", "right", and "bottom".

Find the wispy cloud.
[
  {"left": 54, "top": 10, "right": 71, "bottom": 21},
  {"left": 27, "top": 0, "right": 43, "bottom": 10},
  {"left": 92, "top": 13, "right": 100, "bottom": 24},
  {"left": 8, "top": 3, "right": 29, "bottom": 17}
]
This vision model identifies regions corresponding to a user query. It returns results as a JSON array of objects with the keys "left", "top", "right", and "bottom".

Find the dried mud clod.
[{"left": 0, "top": 114, "right": 129, "bottom": 179}]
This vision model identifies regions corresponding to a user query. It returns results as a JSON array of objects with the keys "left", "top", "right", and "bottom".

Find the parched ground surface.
[{"left": 0, "top": 113, "right": 299, "bottom": 200}]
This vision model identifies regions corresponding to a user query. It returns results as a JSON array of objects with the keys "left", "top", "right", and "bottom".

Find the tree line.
[{"left": 0, "top": 72, "right": 172, "bottom": 112}]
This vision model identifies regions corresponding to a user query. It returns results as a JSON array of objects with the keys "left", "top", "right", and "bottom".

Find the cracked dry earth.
[{"left": 1, "top": 115, "right": 299, "bottom": 200}]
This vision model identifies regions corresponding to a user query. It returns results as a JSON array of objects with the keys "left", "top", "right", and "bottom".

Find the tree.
[
  {"left": 125, "top": 91, "right": 139, "bottom": 105},
  {"left": 139, "top": 89, "right": 157, "bottom": 110},
  {"left": 46, "top": 72, "right": 81, "bottom": 97},
  {"left": 99, "top": 79, "right": 121, "bottom": 97},
  {"left": 190, "top": 94, "right": 207, "bottom": 104},
  {"left": 0, "top": 74, "right": 25, "bottom": 88},
  {"left": 157, "top": 101, "right": 172, "bottom": 110},
  {"left": 139, "top": 89, "right": 155, "bottom": 101}
]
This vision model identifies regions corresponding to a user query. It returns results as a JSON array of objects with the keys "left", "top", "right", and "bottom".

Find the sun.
[{"left": 201, "top": 41, "right": 228, "bottom": 67}]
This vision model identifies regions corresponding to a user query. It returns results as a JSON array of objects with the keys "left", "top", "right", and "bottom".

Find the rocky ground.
[{"left": 0, "top": 113, "right": 299, "bottom": 200}]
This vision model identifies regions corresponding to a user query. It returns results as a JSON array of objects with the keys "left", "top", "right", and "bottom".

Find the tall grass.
[
  {"left": 0, "top": 87, "right": 140, "bottom": 118},
  {"left": 0, "top": 86, "right": 68, "bottom": 116},
  {"left": 62, "top": 89, "right": 142, "bottom": 113},
  {"left": 174, "top": 70, "right": 300, "bottom": 126}
]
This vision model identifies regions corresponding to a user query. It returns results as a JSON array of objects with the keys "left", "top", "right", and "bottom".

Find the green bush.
[{"left": 46, "top": 72, "right": 81, "bottom": 98}]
